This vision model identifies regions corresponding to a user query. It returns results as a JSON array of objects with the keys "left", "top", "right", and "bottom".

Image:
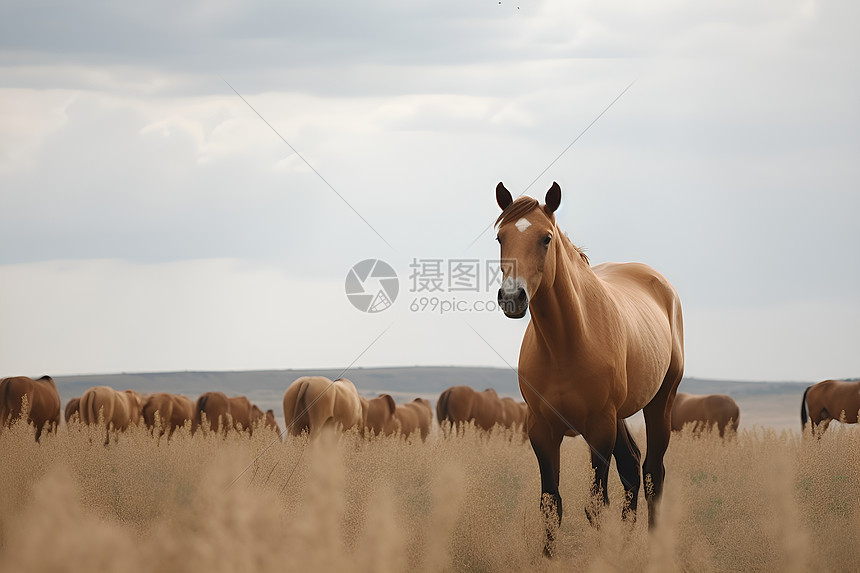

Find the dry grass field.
[{"left": 1, "top": 419, "right": 858, "bottom": 572}]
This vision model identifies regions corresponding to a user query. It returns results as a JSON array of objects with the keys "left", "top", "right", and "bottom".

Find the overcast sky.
[{"left": 1, "top": 0, "right": 858, "bottom": 382}]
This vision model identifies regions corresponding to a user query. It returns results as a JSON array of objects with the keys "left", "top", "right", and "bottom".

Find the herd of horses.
[
  {"left": 0, "top": 378, "right": 547, "bottom": 442},
  {"left": 2, "top": 183, "right": 858, "bottom": 557},
  {"left": 0, "top": 375, "right": 751, "bottom": 444},
  {"left": 0, "top": 379, "right": 282, "bottom": 442}
]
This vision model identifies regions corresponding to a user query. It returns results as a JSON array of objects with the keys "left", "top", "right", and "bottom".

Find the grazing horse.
[
  {"left": 436, "top": 386, "right": 524, "bottom": 433},
  {"left": 282, "top": 376, "right": 364, "bottom": 437},
  {"left": 363, "top": 394, "right": 399, "bottom": 436},
  {"left": 495, "top": 182, "right": 684, "bottom": 553},
  {"left": 65, "top": 397, "right": 81, "bottom": 424},
  {"left": 79, "top": 386, "right": 143, "bottom": 443},
  {"left": 500, "top": 397, "right": 529, "bottom": 434},
  {"left": 142, "top": 392, "right": 194, "bottom": 437},
  {"left": 801, "top": 379, "right": 860, "bottom": 434},
  {"left": 194, "top": 392, "right": 261, "bottom": 435},
  {"left": 396, "top": 398, "right": 433, "bottom": 441},
  {"left": 364, "top": 395, "right": 433, "bottom": 440},
  {"left": 671, "top": 392, "right": 740, "bottom": 437},
  {"left": 0, "top": 375, "right": 61, "bottom": 440},
  {"left": 255, "top": 407, "right": 281, "bottom": 436}
]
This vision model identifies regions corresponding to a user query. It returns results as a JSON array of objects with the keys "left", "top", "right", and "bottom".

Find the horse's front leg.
[
  {"left": 584, "top": 414, "right": 617, "bottom": 527},
  {"left": 529, "top": 418, "right": 563, "bottom": 558}
]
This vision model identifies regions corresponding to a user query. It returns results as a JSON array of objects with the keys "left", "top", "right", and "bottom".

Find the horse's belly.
[
  {"left": 618, "top": 385, "right": 659, "bottom": 419},
  {"left": 617, "top": 345, "right": 672, "bottom": 418}
]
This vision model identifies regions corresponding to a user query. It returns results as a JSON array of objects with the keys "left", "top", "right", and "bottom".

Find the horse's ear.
[
  {"left": 496, "top": 182, "right": 513, "bottom": 210},
  {"left": 545, "top": 182, "right": 561, "bottom": 213}
]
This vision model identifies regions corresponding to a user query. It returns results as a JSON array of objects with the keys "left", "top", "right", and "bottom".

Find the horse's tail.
[
  {"left": 800, "top": 386, "right": 811, "bottom": 431},
  {"left": 436, "top": 388, "right": 452, "bottom": 425},
  {"left": 80, "top": 390, "right": 100, "bottom": 426},
  {"left": 291, "top": 379, "right": 310, "bottom": 435},
  {"left": 0, "top": 377, "right": 11, "bottom": 426},
  {"left": 195, "top": 394, "right": 209, "bottom": 431}
]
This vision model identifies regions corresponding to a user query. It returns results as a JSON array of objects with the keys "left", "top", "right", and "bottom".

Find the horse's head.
[{"left": 494, "top": 181, "right": 561, "bottom": 319}]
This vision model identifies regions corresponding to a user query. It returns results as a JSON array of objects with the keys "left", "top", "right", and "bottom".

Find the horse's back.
[{"left": 594, "top": 262, "right": 680, "bottom": 324}]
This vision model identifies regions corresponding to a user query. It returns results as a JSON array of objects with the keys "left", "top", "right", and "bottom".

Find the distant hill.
[
  {"left": 51, "top": 367, "right": 828, "bottom": 431},
  {"left": 53, "top": 366, "right": 521, "bottom": 403}
]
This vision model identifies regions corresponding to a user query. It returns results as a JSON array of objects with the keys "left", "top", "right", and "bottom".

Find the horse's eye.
[{"left": 543, "top": 235, "right": 552, "bottom": 246}]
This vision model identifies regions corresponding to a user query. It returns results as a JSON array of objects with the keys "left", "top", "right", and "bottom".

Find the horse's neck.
[{"left": 530, "top": 237, "right": 606, "bottom": 346}]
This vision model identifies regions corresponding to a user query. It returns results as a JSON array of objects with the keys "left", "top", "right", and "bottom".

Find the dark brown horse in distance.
[
  {"left": 801, "top": 379, "right": 860, "bottom": 434},
  {"left": 495, "top": 182, "right": 684, "bottom": 555},
  {"left": 0, "top": 375, "right": 61, "bottom": 440},
  {"left": 671, "top": 392, "right": 740, "bottom": 437},
  {"left": 436, "top": 386, "right": 527, "bottom": 433}
]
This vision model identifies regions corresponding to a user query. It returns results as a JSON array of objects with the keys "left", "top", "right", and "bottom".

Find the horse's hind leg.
[
  {"left": 529, "top": 418, "right": 563, "bottom": 557},
  {"left": 642, "top": 368, "right": 682, "bottom": 528},
  {"left": 815, "top": 415, "right": 832, "bottom": 437},
  {"left": 613, "top": 418, "right": 641, "bottom": 521},
  {"left": 584, "top": 414, "right": 616, "bottom": 527}
]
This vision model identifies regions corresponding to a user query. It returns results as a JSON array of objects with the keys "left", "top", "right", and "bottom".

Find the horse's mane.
[
  {"left": 561, "top": 232, "right": 590, "bottom": 265},
  {"left": 495, "top": 197, "right": 589, "bottom": 264}
]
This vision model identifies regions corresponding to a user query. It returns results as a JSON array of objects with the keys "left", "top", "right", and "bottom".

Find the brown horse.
[
  {"left": 500, "top": 397, "right": 529, "bottom": 434},
  {"left": 364, "top": 395, "right": 433, "bottom": 440},
  {"left": 801, "top": 379, "right": 860, "bottom": 434},
  {"left": 363, "top": 394, "right": 399, "bottom": 436},
  {"left": 396, "top": 398, "right": 433, "bottom": 441},
  {"left": 671, "top": 392, "right": 740, "bottom": 437},
  {"left": 255, "top": 406, "right": 281, "bottom": 436},
  {"left": 0, "top": 375, "right": 61, "bottom": 440},
  {"left": 282, "top": 376, "right": 364, "bottom": 437},
  {"left": 79, "top": 386, "right": 143, "bottom": 443},
  {"left": 194, "top": 392, "right": 262, "bottom": 435},
  {"left": 142, "top": 392, "right": 194, "bottom": 437},
  {"left": 65, "top": 397, "right": 81, "bottom": 424},
  {"left": 436, "top": 386, "right": 525, "bottom": 433},
  {"left": 495, "top": 182, "right": 684, "bottom": 552}
]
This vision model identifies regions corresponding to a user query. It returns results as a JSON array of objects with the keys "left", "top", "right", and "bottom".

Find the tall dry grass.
[{"left": 0, "top": 418, "right": 858, "bottom": 572}]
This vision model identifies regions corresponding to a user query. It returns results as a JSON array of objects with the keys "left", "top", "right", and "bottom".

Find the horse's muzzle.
[{"left": 498, "top": 286, "right": 528, "bottom": 319}]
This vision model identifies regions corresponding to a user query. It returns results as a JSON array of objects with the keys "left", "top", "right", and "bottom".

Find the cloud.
[{"left": 0, "top": 0, "right": 857, "bottom": 379}]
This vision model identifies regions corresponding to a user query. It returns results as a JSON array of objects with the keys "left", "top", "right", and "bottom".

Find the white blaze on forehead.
[{"left": 515, "top": 218, "right": 532, "bottom": 232}]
